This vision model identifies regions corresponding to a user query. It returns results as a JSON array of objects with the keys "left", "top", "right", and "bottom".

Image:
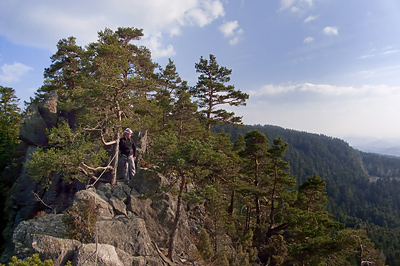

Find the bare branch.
[
  {"left": 77, "top": 166, "right": 90, "bottom": 176},
  {"left": 83, "top": 126, "right": 117, "bottom": 146},
  {"left": 81, "top": 162, "right": 114, "bottom": 172},
  {"left": 32, "top": 191, "right": 56, "bottom": 214},
  {"left": 100, "top": 131, "right": 117, "bottom": 146}
]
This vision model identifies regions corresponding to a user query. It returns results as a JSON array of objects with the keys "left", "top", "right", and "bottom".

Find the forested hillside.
[
  {"left": 0, "top": 27, "right": 394, "bottom": 265},
  {"left": 215, "top": 124, "right": 400, "bottom": 264}
]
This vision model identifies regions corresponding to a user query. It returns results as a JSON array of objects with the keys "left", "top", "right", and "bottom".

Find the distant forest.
[{"left": 214, "top": 124, "right": 400, "bottom": 264}]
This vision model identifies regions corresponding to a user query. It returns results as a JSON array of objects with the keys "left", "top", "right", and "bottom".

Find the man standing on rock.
[{"left": 119, "top": 128, "right": 136, "bottom": 183}]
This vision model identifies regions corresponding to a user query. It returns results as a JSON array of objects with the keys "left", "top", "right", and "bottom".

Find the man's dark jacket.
[{"left": 119, "top": 137, "right": 136, "bottom": 157}]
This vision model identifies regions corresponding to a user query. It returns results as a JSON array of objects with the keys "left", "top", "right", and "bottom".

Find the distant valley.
[{"left": 344, "top": 136, "right": 400, "bottom": 157}]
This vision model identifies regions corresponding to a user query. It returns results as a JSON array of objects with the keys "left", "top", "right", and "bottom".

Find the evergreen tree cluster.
[
  {"left": 216, "top": 123, "right": 400, "bottom": 265},
  {"left": 0, "top": 27, "right": 390, "bottom": 265}
]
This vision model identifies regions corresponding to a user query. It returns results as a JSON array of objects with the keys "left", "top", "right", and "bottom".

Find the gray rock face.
[
  {"left": 74, "top": 189, "right": 114, "bottom": 219},
  {"left": 7, "top": 187, "right": 187, "bottom": 265},
  {"left": 37, "top": 90, "right": 58, "bottom": 128},
  {"left": 19, "top": 104, "right": 49, "bottom": 146},
  {"left": 97, "top": 215, "right": 156, "bottom": 257},
  {"left": 32, "top": 235, "right": 80, "bottom": 265},
  {"left": 73, "top": 243, "right": 131, "bottom": 266},
  {"left": 12, "top": 214, "right": 67, "bottom": 259},
  {"left": 109, "top": 197, "right": 127, "bottom": 216},
  {"left": 19, "top": 91, "right": 58, "bottom": 146}
]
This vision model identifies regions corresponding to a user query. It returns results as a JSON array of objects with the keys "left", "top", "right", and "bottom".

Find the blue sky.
[{"left": 1, "top": 0, "right": 400, "bottom": 145}]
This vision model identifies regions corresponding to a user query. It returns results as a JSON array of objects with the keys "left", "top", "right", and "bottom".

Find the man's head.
[{"left": 124, "top": 128, "right": 133, "bottom": 138}]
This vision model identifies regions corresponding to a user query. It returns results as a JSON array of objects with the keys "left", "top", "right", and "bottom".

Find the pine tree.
[
  {"left": 286, "top": 175, "right": 342, "bottom": 265},
  {"left": 265, "top": 137, "right": 296, "bottom": 236},
  {"left": 190, "top": 54, "right": 248, "bottom": 129},
  {"left": 0, "top": 86, "right": 21, "bottom": 171},
  {"left": 240, "top": 130, "right": 269, "bottom": 227},
  {"left": 28, "top": 27, "right": 158, "bottom": 186}
]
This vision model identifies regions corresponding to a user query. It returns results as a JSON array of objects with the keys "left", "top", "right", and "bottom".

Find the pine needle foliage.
[{"left": 0, "top": 254, "right": 53, "bottom": 266}]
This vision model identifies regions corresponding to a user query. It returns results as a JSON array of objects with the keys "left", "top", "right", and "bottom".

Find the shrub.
[
  {"left": 0, "top": 253, "right": 53, "bottom": 266},
  {"left": 196, "top": 228, "right": 214, "bottom": 262},
  {"left": 62, "top": 198, "right": 99, "bottom": 243}
]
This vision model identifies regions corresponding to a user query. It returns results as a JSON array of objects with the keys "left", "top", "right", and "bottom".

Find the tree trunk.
[
  {"left": 167, "top": 173, "right": 186, "bottom": 260},
  {"left": 268, "top": 164, "right": 278, "bottom": 230},
  {"left": 245, "top": 206, "right": 251, "bottom": 231},
  {"left": 254, "top": 158, "right": 261, "bottom": 225},
  {"left": 228, "top": 190, "right": 235, "bottom": 216},
  {"left": 111, "top": 132, "right": 120, "bottom": 186}
]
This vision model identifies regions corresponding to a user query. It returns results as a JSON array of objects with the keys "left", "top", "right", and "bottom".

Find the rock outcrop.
[
  {"left": 7, "top": 182, "right": 200, "bottom": 265},
  {"left": 19, "top": 90, "right": 58, "bottom": 146},
  {"left": 1, "top": 92, "right": 204, "bottom": 265}
]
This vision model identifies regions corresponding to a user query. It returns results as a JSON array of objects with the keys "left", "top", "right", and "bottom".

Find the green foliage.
[
  {"left": 62, "top": 198, "right": 99, "bottom": 243},
  {"left": 26, "top": 122, "right": 108, "bottom": 187},
  {"left": 31, "top": 26, "right": 159, "bottom": 186},
  {"left": 0, "top": 254, "right": 53, "bottom": 266},
  {"left": 0, "top": 86, "right": 21, "bottom": 172},
  {"left": 190, "top": 54, "right": 248, "bottom": 129},
  {"left": 196, "top": 228, "right": 214, "bottom": 262}
]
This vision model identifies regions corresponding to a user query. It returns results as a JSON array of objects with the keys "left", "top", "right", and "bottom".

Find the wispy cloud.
[
  {"left": 304, "top": 15, "right": 318, "bottom": 23},
  {"left": 218, "top": 20, "right": 244, "bottom": 45},
  {"left": 323, "top": 26, "right": 338, "bottom": 36},
  {"left": 0, "top": 0, "right": 226, "bottom": 57},
  {"left": 359, "top": 47, "right": 399, "bottom": 59},
  {"left": 243, "top": 82, "right": 400, "bottom": 138},
  {"left": 249, "top": 83, "right": 400, "bottom": 101},
  {"left": 279, "top": 0, "right": 313, "bottom": 13},
  {"left": 0, "top": 62, "right": 33, "bottom": 83},
  {"left": 304, "top": 36, "right": 314, "bottom": 43}
]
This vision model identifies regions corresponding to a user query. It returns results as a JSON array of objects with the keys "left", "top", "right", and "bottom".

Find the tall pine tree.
[{"left": 191, "top": 54, "right": 248, "bottom": 129}]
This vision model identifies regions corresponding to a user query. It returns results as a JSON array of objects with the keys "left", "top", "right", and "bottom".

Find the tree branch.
[
  {"left": 83, "top": 126, "right": 117, "bottom": 146},
  {"left": 32, "top": 191, "right": 56, "bottom": 214},
  {"left": 100, "top": 131, "right": 117, "bottom": 146},
  {"left": 81, "top": 162, "right": 114, "bottom": 172}
]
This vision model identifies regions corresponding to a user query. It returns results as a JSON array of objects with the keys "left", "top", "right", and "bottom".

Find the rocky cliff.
[
  {"left": 9, "top": 181, "right": 203, "bottom": 265},
  {"left": 1, "top": 92, "right": 204, "bottom": 265}
]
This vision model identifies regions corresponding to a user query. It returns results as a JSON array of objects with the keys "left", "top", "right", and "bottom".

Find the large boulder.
[
  {"left": 73, "top": 189, "right": 114, "bottom": 219},
  {"left": 19, "top": 91, "right": 58, "bottom": 146},
  {"left": 31, "top": 234, "right": 80, "bottom": 265},
  {"left": 37, "top": 90, "right": 58, "bottom": 128},
  {"left": 72, "top": 243, "right": 132, "bottom": 266},
  {"left": 131, "top": 167, "right": 170, "bottom": 194},
  {"left": 96, "top": 215, "right": 157, "bottom": 257},
  {"left": 19, "top": 104, "right": 48, "bottom": 146},
  {"left": 11, "top": 214, "right": 68, "bottom": 260}
]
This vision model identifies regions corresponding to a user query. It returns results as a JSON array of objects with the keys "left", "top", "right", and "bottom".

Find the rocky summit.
[
  {"left": 0, "top": 91, "right": 205, "bottom": 266},
  {"left": 5, "top": 175, "right": 204, "bottom": 266}
]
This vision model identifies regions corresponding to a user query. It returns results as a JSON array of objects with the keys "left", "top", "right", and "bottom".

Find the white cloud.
[
  {"left": 0, "top": 62, "right": 33, "bottom": 83},
  {"left": 359, "top": 47, "right": 399, "bottom": 60},
  {"left": 323, "top": 26, "right": 339, "bottom": 36},
  {"left": 142, "top": 33, "right": 176, "bottom": 59},
  {"left": 243, "top": 83, "right": 400, "bottom": 139},
  {"left": 304, "top": 15, "right": 318, "bottom": 23},
  {"left": 280, "top": 0, "right": 296, "bottom": 10},
  {"left": 219, "top": 20, "right": 244, "bottom": 45},
  {"left": 304, "top": 36, "right": 314, "bottom": 43},
  {"left": 219, "top": 21, "right": 239, "bottom": 37},
  {"left": 0, "top": 0, "right": 225, "bottom": 56},
  {"left": 250, "top": 83, "right": 400, "bottom": 99},
  {"left": 279, "top": 0, "right": 313, "bottom": 13}
]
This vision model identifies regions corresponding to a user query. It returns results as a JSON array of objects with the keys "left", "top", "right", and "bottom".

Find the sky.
[{"left": 1, "top": 0, "right": 400, "bottom": 147}]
